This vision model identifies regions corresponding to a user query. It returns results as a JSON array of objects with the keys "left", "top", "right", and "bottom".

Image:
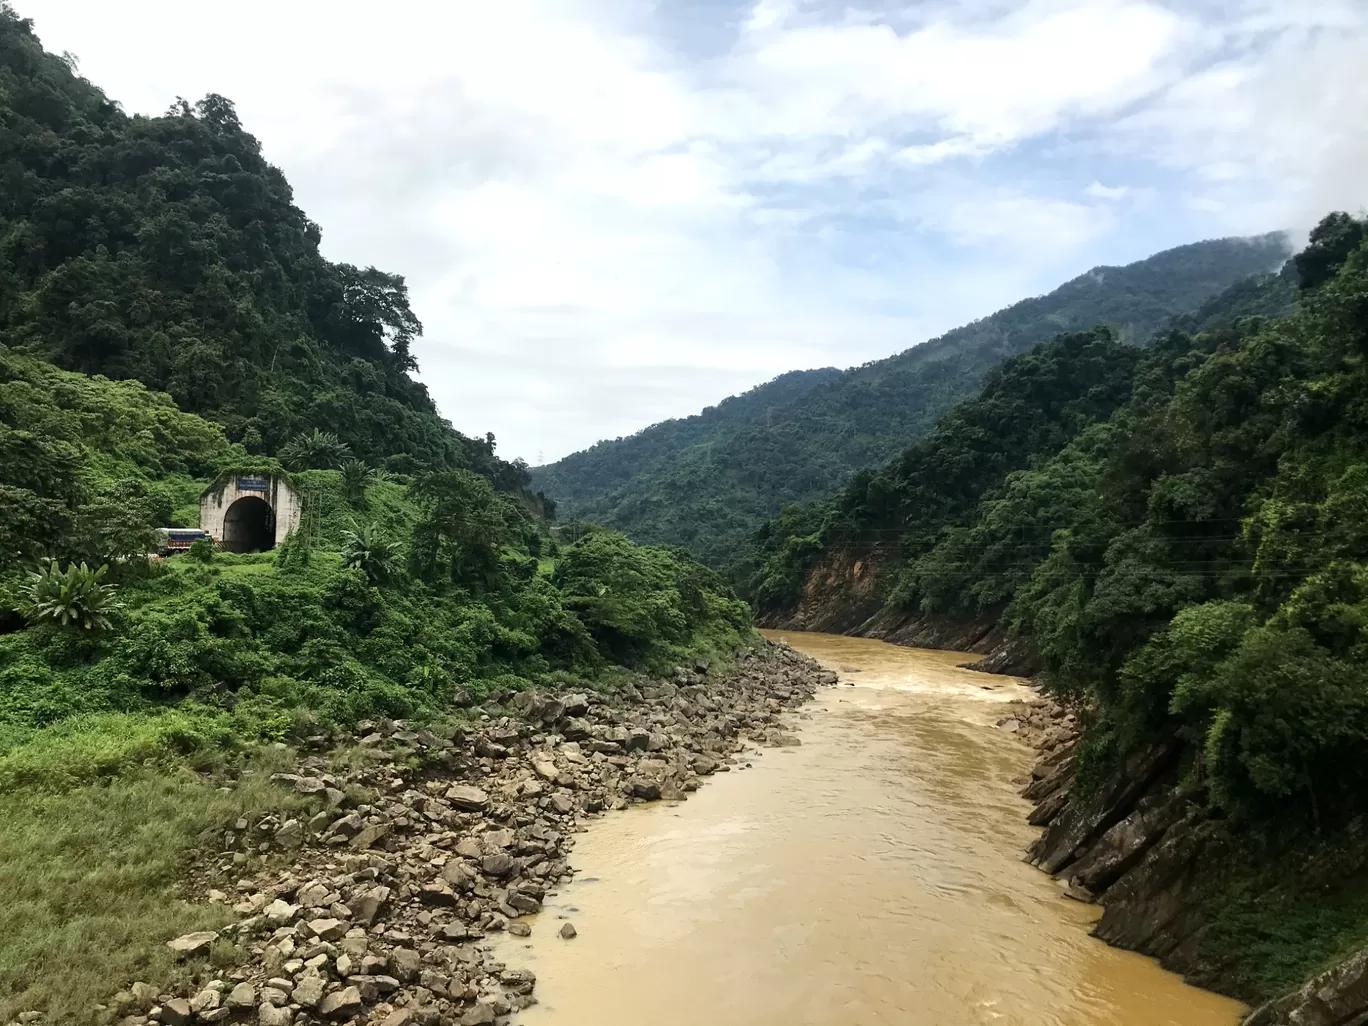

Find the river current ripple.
[{"left": 494, "top": 631, "right": 1245, "bottom": 1026}]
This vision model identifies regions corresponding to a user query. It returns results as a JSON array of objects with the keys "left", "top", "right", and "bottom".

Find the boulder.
[
  {"left": 319, "top": 987, "right": 363, "bottom": 1020},
  {"left": 306, "top": 917, "right": 347, "bottom": 941},
  {"left": 291, "top": 974, "right": 326, "bottom": 1009},
  {"left": 350, "top": 822, "right": 391, "bottom": 850},
  {"left": 160, "top": 998, "right": 193, "bottom": 1026},
  {"left": 166, "top": 931, "right": 217, "bottom": 960},
  {"left": 1245, "top": 945, "right": 1368, "bottom": 1026},
  {"left": 445, "top": 785, "right": 489, "bottom": 812},
  {"left": 351, "top": 885, "right": 390, "bottom": 925},
  {"left": 481, "top": 852, "right": 517, "bottom": 877},
  {"left": 459, "top": 1003, "right": 497, "bottom": 1026},
  {"left": 297, "top": 882, "right": 332, "bottom": 908}
]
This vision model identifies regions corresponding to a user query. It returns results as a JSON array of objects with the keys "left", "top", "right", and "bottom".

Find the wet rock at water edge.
[
  {"left": 460, "top": 1003, "right": 497, "bottom": 1026},
  {"left": 559, "top": 922, "right": 578, "bottom": 939}
]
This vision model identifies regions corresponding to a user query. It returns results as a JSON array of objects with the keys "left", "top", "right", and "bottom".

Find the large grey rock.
[
  {"left": 292, "top": 974, "right": 326, "bottom": 1009},
  {"left": 349, "top": 822, "right": 391, "bottom": 850},
  {"left": 319, "top": 986, "right": 363, "bottom": 1020},
  {"left": 226, "top": 983, "right": 257, "bottom": 1009},
  {"left": 307, "top": 917, "right": 347, "bottom": 941},
  {"left": 390, "top": 948, "right": 421, "bottom": 982},
  {"left": 264, "top": 899, "right": 298, "bottom": 924},
  {"left": 258, "top": 1003, "right": 293, "bottom": 1026},
  {"left": 440, "top": 861, "right": 477, "bottom": 891},
  {"left": 297, "top": 882, "right": 332, "bottom": 908},
  {"left": 460, "top": 1002, "right": 497, "bottom": 1025},
  {"left": 166, "top": 931, "right": 217, "bottom": 959},
  {"left": 1245, "top": 947, "right": 1368, "bottom": 1026},
  {"left": 160, "top": 998, "right": 193, "bottom": 1026},
  {"left": 481, "top": 852, "right": 517, "bottom": 877},
  {"left": 445, "top": 785, "right": 489, "bottom": 812},
  {"left": 351, "top": 885, "right": 390, "bottom": 925},
  {"left": 1066, "top": 794, "right": 1184, "bottom": 896},
  {"left": 1029, "top": 738, "right": 1180, "bottom": 876}
]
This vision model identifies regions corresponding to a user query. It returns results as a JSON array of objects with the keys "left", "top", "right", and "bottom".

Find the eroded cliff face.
[
  {"left": 759, "top": 545, "right": 1040, "bottom": 675},
  {"left": 1013, "top": 707, "right": 1368, "bottom": 1026},
  {"left": 758, "top": 544, "right": 894, "bottom": 634}
]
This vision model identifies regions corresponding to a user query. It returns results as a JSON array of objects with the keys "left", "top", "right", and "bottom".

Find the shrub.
[
  {"left": 341, "top": 523, "right": 400, "bottom": 585},
  {"left": 21, "top": 561, "right": 121, "bottom": 633},
  {"left": 338, "top": 460, "right": 377, "bottom": 508}
]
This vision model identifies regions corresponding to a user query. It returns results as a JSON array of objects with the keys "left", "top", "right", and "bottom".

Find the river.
[{"left": 493, "top": 631, "right": 1246, "bottom": 1025}]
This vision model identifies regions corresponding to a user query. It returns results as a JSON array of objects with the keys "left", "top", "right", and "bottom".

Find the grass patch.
[
  {"left": 1199, "top": 844, "right": 1368, "bottom": 1001},
  {"left": 0, "top": 748, "right": 312, "bottom": 1023}
]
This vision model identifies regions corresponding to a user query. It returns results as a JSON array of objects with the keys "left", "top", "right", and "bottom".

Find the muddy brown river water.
[{"left": 495, "top": 631, "right": 1246, "bottom": 1025}]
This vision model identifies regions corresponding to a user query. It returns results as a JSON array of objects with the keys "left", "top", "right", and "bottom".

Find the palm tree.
[{"left": 279, "top": 429, "right": 352, "bottom": 471}]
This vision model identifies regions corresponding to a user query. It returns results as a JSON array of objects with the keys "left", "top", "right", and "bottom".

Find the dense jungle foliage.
[
  {"left": 0, "top": 7, "right": 532, "bottom": 492},
  {"left": 0, "top": 341, "right": 752, "bottom": 790},
  {"left": 533, "top": 234, "right": 1292, "bottom": 566},
  {"left": 753, "top": 212, "right": 1368, "bottom": 836},
  {"left": 0, "top": 8, "right": 753, "bottom": 792}
]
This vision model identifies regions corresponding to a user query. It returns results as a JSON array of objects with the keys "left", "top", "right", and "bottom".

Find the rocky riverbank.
[
  {"left": 1008, "top": 694, "right": 1368, "bottom": 1026},
  {"left": 63, "top": 642, "right": 831, "bottom": 1026}
]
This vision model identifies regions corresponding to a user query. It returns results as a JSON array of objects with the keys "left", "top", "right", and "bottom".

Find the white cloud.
[
  {"left": 1104, "top": 0, "right": 1368, "bottom": 236},
  {"left": 20, "top": 0, "right": 1363, "bottom": 463},
  {"left": 1086, "top": 182, "right": 1131, "bottom": 201}
]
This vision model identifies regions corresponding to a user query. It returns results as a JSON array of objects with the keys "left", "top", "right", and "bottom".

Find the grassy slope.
[
  {"left": 0, "top": 750, "right": 316, "bottom": 1022},
  {"left": 0, "top": 354, "right": 757, "bottom": 1022}
]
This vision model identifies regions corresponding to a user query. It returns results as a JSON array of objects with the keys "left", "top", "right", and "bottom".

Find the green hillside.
[
  {"left": 0, "top": 12, "right": 759, "bottom": 1016},
  {"left": 0, "top": 8, "right": 527, "bottom": 489},
  {"left": 532, "top": 234, "right": 1293, "bottom": 566},
  {"left": 752, "top": 213, "right": 1368, "bottom": 998}
]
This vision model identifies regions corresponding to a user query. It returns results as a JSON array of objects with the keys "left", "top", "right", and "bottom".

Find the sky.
[{"left": 21, "top": 0, "right": 1368, "bottom": 464}]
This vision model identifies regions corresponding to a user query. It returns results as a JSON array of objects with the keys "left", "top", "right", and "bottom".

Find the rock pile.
[{"left": 91, "top": 642, "right": 829, "bottom": 1026}]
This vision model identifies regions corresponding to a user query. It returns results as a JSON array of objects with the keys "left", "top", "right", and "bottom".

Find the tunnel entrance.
[{"left": 222, "top": 496, "right": 275, "bottom": 553}]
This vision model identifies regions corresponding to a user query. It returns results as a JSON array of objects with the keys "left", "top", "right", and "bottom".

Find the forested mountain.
[
  {"left": 533, "top": 234, "right": 1293, "bottom": 565},
  {"left": 0, "top": 19, "right": 756, "bottom": 1015},
  {"left": 754, "top": 213, "right": 1368, "bottom": 996},
  {"left": 0, "top": 9, "right": 528, "bottom": 490}
]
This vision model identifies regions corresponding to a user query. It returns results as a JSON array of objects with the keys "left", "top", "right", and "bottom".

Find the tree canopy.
[
  {"left": 532, "top": 234, "right": 1293, "bottom": 566},
  {"left": 755, "top": 213, "right": 1368, "bottom": 833},
  {"left": 0, "top": 7, "right": 530, "bottom": 491}
]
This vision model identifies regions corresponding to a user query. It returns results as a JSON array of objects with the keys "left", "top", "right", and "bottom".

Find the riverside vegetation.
[
  {"left": 4, "top": 4, "right": 1366, "bottom": 1025},
  {"left": 755, "top": 211, "right": 1368, "bottom": 1012},
  {"left": 0, "top": 9, "right": 764, "bottom": 1022}
]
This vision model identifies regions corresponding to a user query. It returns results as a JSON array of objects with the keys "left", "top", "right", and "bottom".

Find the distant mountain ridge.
[{"left": 532, "top": 233, "right": 1293, "bottom": 565}]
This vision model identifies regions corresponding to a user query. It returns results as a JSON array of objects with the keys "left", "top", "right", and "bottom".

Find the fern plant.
[{"left": 23, "top": 560, "right": 121, "bottom": 632}]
